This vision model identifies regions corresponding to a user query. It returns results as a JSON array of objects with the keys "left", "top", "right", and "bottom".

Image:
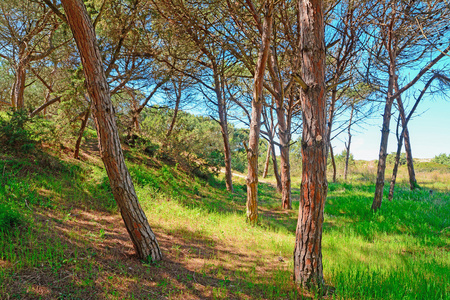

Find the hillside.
[{"left": 0, "top": 141, "right": 449, "bottom": 299}]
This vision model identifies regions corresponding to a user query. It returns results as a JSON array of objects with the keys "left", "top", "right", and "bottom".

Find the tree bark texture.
[
  {"left": 13, "top": 48, "right": 28, "bottom": 110},
  {"left": 246, "top": 0, "right": 273, "bottom": 223},
  {"left": 293, "top": 0, "right": 327, "bottom": 289},
  {"left": 61, "top": 0, "right": 162, "bottom": 261}
]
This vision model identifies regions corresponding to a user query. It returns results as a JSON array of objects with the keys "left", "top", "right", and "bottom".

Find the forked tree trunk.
[
  {"left": 344, "top": 104, "right": 354, "bottom": 180},
  {"left": 61, "top": 0, "right": 162, "bottom": 261},
  {"left": 262, "top": 143, "right": 271, "bottom": 178},
  {"left": 394, "top": 78, "right": 417, "bottom": 190},
  {"left": 293, "top": 0, "right": 327, "bottom": 289},
  {"left": 245, "top": 0, "right": 273, "bottom": 223}
]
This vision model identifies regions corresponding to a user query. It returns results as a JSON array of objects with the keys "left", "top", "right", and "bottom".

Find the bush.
[
  {"left": 432, "top": 153, "right": 450, "bottom": 166},
  {"left": 0, "top": 203, "right": 23, "bottom": 231},
  {"left": 386, "top": 152, "right": 407, "bottom": 166},
  {"left": 0, "top": 110, "right": 36, "bottom": 153}
]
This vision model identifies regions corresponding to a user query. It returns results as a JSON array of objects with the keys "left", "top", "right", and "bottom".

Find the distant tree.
[{"left": 60, "top": 0, "right": 162, "bottom": 261}]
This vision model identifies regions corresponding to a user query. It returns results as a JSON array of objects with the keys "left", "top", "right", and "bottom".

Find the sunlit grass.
[{"left": 0, "top": 153, "right": 449, "bottom": 299}]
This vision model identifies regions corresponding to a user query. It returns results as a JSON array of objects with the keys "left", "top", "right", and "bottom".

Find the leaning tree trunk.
[
  {"left": 394, "top": 78, "right": 417, "bottom": 190},
  {"left": 388, "top": 123, "right": 404, "bottom": 201},
  {"left": 344, "top": 104, "right": 354, "bottom": 180},
  {"left": 61, "top": 0, "right": 162, "bottom": 261},
  {"left": 74, "top": 105, "right": 91, "bottom": 159},
  {"left": 245, "top": 0, "right": 273, "bottom": 224},
  {"left": 293, "top": 0, "right": 327, "bottom": 289}
]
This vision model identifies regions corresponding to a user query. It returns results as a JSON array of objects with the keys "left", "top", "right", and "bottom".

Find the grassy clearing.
[{"left": 0, "top": 150, "right": 449, "bottom": 299}]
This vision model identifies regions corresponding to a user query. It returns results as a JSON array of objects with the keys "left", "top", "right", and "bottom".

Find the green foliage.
[
  {"left": 432, "top": 153, "right": 450, "bottom": 166},
  {"left": 386, "top": 152, "right": 407, "bottom": 166},
  {"left": 0, "top": 110, "right": 58, "bottom": 154},
  {"left": 0, "top": 110, "right": 37, "bottom": 153},
  {"left": 0, "top": 203, "right": 23, "bottom": 231}
]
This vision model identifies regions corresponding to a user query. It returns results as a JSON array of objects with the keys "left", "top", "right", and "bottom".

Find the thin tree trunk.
[
  {"left": 262, "top": 142, "right": 271, "bottom": 178},
  {"left": 271, "top": 140, "right": 282, "bottom": 192},
  {"left": 329, "top": 142, "right": 337, "bottom": 183},
  {"left": 268, "top": 53, "right": 291, "bottom": 209},
  {"left": 74, "top": 105, "right": 91, "bottom": 159},
  {"left": 388, "top": 120, "right": 403, "bottom": 201},
  {"left": 294, "top": 0, "right": 327, "bottom": 289},
  {"left": 166, "top": 90, "right": 181, "bottom": 138},
  {"left": 245, "top": 0, "right": 273, "bottom": 224},
  {"left": 61, "top": 0, "right": 162, "bottom": 261},
  {"left": 394, "top": 78, "right": 417, "bottom": 190},
  {"left": 372, "top": 63, "right": 396, "bottom": 211},
  {"left": 344, "top": 104, "right": 354, "bottom": 180}
]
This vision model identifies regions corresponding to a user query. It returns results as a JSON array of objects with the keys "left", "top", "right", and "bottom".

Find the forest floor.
[{"left": 0, "top": 143, "right": 449, "bottom": 299}]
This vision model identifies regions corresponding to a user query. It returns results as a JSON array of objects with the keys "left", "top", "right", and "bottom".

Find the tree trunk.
[
  {"left": 262, "top": 142, "right": 271, "bottom": 178},
  {"left": 268, "top": 53, "right": 291, "bottom": 209},
  {"left": 388, "top": 123, "right": 403, "bottom": 201},
  {"left": 74, "top": 105, "right": 91, "bottom": 159},
  {"left": 245, "top": 0, "right": 273, "bottom": 224},
  {"left": 13, "top": 50, "right": 27, "bottom": 110},
  {"left": 344, "top": 104, "right": 354, "bottom": 180},
  {"left": 372, "top": 61, "right": 396, "bottom": 211},
  {"left": 394, "top": 78, "right": 417, "bottom": 190},
  {"left": 329, "top": 142, "right": 337, "bottom": 183},
  {"left": 215, "top": 84, "right": 233, "bottom": 192},
  {"left": 166, "top": 90, "right": 181, "bottom": 138},
  {"left": 293, "top": 0, "right": 327, "bottom": 289},
  {"left": 61, "top": 0, "right": 162, "bottom": 261},
  {"left": 271, "top": 140, "right": 282, "bottom": 192}
]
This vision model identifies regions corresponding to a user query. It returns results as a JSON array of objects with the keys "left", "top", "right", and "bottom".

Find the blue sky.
[{"left": 332, "top": 97, "right": 450, "bottom": 160}]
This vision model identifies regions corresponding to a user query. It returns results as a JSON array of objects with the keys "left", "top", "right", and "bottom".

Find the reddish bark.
[
  {"left": 293, "top": 0, "right": 327, "bottom": 288},
  {"left": 61, "top": 0, "right": 162, "bottom": 261}
]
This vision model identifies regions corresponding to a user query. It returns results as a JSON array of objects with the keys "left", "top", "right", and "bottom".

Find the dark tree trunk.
[
  {"left": 293, "top": 0, "right": 327, "bottom": 289},
  {"left": 388, "top": 123, "right": 404, "bottom": 201},
  {"left": 74, "top": 105, "right": 91, "bottom": 159},
  {"left": 344, "top": 104, "right": 354, "bottom": 180},
  {"left": 329, "top": 142, "right": 337, "bottom": 183},
  {"left": 166, "top": 90, "right": 181, "bottom": 138},
  {"left": 271, "top": 140, "right": 282, "bottom": 192},
  {"left": 394, "top": 78, "right": 417, "bottom": 190},
  {"left": 372, "top": 63, "right": 396, "bottom": 211},
  {"left": 262, "top": 142, "right": 271, "bottom": 178},
  {"left": 245, "top": 0, "right": 273, "bottom": 223},
  {"left": 61, "top": 0, "right": 162, "bottom": 261}
]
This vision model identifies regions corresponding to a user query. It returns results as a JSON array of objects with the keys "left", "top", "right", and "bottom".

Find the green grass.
[{"left": 0, "top": 151, "right": 449, "bottom": 299}]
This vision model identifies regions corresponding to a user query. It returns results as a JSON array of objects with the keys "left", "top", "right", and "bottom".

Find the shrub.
[
  {"left": 0, "top": 203, "right": 23, "bottom": 231},
  {"left": 386, "top": 152, "right": 407, "bottom": 166},
  {"left": 432, "top": 153, "right": 450, "bottom": 166}
]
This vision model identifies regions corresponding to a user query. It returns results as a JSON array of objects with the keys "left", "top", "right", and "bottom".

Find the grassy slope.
[{"left": 0, "top": 149, "right": 449, "bottom": 300}]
